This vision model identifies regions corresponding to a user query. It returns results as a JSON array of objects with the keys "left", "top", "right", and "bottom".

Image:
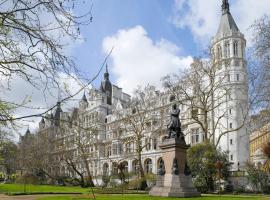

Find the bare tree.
[
  {"left": 162, "top": 58, "right": 248, "bottom": 147},
  {"left": 114, "top": 85, "right": 166, "bottom": 188},
  {"left": 248, "top": 15, "right": 270, "bottom": 115},
  {"left": 57, "top": 108, "right": 99, "bottom": 187},
  {"left": 0, "top": 0, "right": 92, "bottom": 123}
]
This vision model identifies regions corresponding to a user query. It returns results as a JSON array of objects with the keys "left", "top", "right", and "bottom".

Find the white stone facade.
[{"left": 37, "top": 0, "right": 249, "bottom": 177}]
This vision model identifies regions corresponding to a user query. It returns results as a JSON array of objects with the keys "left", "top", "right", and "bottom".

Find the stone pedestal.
[{"left": 149, "top": 138, "right": 200, "bottom": 197}]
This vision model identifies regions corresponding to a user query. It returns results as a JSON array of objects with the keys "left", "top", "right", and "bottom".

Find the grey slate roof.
[
  {"left": 215, "top": 0, "right": 240, "bottom": 39},
  {"left": 216, "top": 12, "right": 239, "bottom": 39}
]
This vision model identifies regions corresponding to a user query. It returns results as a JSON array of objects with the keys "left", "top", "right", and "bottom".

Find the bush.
[
  {"left": 262, "top": 185, "right": 270, "bottom": 194},
  {"left": 193, "top": 176, "right": 208, "bottom": 193},
  {"left": 102, "top": 175, "right": 110, "bottom": 188},
  {"left": 224, "top": 181, "right": 234, "bottom": 193}
]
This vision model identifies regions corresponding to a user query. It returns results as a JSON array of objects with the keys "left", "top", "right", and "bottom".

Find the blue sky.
[
  {"left": 68, "top": 0, "right": 270, "bottom": 95},
  {"left": 71, "top": 0, "right": 199, "bottom": 89},
  {"left": 5, "top": 0, "right": 270, "bottom": 133}
]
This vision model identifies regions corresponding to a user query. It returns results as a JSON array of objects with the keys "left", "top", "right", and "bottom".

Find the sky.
[
  {"left": 3, "top": 0, "right": 270, "bottom": 136},
  {"left": 70, "top": 0, "right": 270, "bottom": 94}
]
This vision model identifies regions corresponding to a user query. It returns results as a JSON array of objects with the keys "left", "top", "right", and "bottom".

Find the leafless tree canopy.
[{"left": 0, "top": 0, "right": 92, "bottom": 123}]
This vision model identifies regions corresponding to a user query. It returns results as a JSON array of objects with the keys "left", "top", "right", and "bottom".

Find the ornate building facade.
[{"left": 33, "top": 0, "right": 249, "bottom": 179}]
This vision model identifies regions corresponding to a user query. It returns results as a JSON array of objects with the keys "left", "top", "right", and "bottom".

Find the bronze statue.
[{"left": 167, "top": 104, "right": 185, "bottom": 141}]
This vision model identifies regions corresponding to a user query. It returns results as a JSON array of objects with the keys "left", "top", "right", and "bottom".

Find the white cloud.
[
  {"left": 102, "top": 26, "right": 193, "bottom": 95},
  {"left": 170, "top": 0, "right": 270, "bottom": 47}
]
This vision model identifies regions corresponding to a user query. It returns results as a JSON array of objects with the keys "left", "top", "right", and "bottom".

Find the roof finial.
[
  {"left": 106, "top": 63, "right": 108, "bottom": 73},
  {"left": 104, "top": 63, "right": 109, "bottom": 80},
  {"left": 222, "top": 0, "right": 230, "bottom": 15}
]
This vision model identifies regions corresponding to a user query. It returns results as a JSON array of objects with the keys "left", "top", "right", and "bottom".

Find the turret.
[
  {"left": 211, "top": 0, "right": 249, "bottom": 171},
  {"left": 100, "top": 64, "right": 112, "bottom": 105},
  {"left": 54, "top": 102, "right": 62, "bottom": 126},
  {"left": 79, "top": 91, "right": 88, "bottom": 110}
]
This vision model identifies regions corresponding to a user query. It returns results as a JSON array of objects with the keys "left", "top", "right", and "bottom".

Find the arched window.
[
  {"left": 120, "top": 161, "right": 128, "bottom": 173},
  {"left": 233, "top": 41, "right": 238, "bottom": 56},
  {"left": 169, "top": 95, "right": 175, "bottom": 102},
  {"left": 112, "top": 162, "right": 118, "bottom": 175},
  {"left": 217, "top": 45, "right": 222, "bottom": 60},
  {"left": 144, "top": 158, "right": 152, "bottom": 174},
  {"left": 132, "top": 160, "right": 139, "bottom": 174},
  {"left": 103, "top": 163, "right": 109, "bottom": 175},
  {"left": 225, "top": 42, "right": 230, "bottom": 58}
]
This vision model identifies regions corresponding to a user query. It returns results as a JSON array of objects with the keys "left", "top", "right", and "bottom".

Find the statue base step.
[{"left": 149, "top": 174, "right": 200, "bottom": 197}]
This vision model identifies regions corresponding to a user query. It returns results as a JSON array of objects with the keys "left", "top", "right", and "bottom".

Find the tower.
[
  {"left": 212, "top": 0, "right": 249, "bottom": 170},
  {"left": 79, "top": 91, "right": 88, "bottom": 110},
  {"left": 54, "top": 101, "right": 62, "bottom": 126},
  {"left": 100, "top": 64, "right": 112, "bottom": 105}
]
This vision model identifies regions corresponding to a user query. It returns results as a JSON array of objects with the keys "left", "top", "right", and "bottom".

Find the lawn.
[
  {"left": 37, "top": 194, "right": 270, "bottom": 200},
  {"left": 0, "top": 183, "right": 91, "bottom": 194}
]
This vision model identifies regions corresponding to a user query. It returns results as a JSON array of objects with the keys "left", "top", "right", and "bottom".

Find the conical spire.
[
  {"left": 215, "top": 0, "right": 239, "bottom": 39},
  {"left": 41, "top": 117, "right": 45, "bottom": 124},
  {"left": 222, "top": 0, "right": 230, "bottom": 15},
  {"left": 82, "top": 91, "right": 87, "bottom": 102},
  {"left": 104, "top": 63, "right": 109, "bottom": 80},
  {"left": 54, "top": 101, "right": 62, "bottom": 126},
  {"left": 25, "top": 126, "right": 30, "bottom": 135}
]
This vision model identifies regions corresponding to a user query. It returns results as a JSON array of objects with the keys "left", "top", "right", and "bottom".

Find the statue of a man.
[{"left": 167, "top": 104, "right": 185, "bottom": 141}]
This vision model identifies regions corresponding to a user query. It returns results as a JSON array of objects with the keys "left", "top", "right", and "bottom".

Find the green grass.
[
  {"left": 0, "top": 184, "right": 91, "bottom": 195},
  {"left": 37, "top": 194, "right": 270, "bottom": 200}
]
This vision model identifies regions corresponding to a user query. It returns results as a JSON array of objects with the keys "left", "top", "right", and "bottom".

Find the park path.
[{"left": 0, "top": 194, "right": 65, "bottom": 200}]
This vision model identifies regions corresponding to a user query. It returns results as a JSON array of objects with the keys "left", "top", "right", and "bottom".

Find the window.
[
  {"left": 118, "top": 143, "right": 123, "bottom": 155},
  {"left": 153, "top": 138, "right": 157, "bottom": 150},
  {"left": 229, "top": 123, "right": 233, "bottom": 129},
  {"left": 126, "top": 142, "right": 132, "bottom": 154},
  {"left": 144, "top": 159, "right": 152, "bottom": 174},
  {"left": 230, "top": 139, "right": 233, "bottom": 145},
  {"left": 236, "top": 74, "right": 240, "bottom": 81},
  {"left": 191, "top": 129, "right": 200, "bottom": 144},
  {"left": 227, "top": 74, "right": 231, "bottom": 82},
  {"left": 229, "top": 108, "right": 232, "bottom": 114},
  {"left": 107, "top": 145, "right": 111, "bottom": 157},
  {"left": 225, "top": 42, "right": 230, "bottom": 58},
  {"left": 112, "top": 144, "right": 118, "bottom": 155},
  {"left": 169, "top": 95, "right": 175, "bottom": 102},
  {"left": 145, "top": 138, "right": 151, "bottom": 151},
  {"left": 217, "top": 45, "right": 222, "bottom": 60},
  {"left": 233, "top": 41, "right": 238, "bottom": 56},
  {"left": 191, "top": 109, "right": 198, "bottom": 120},
  {"left": 230, "top": 154, "right": 233, "bottom": 161}
]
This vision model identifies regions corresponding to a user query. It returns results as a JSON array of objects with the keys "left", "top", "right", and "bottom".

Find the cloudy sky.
[
  {"left": 72, "top": 0, "right": 270, "bottom": 94},
  {"left": 4, "top": 0, "right": 270, "bottom": 135}
]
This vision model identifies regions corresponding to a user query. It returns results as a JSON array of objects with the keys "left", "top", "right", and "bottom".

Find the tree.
[
  {"left": 187, "top": 141, "right": 231, "bottom": 192},
  {"left": 17, "top": 127, "right": 62, "bottom": 184},
  {"left": 162, "top": 57, "right": 248, "bottom": 147},
  {"left": 114, "top": 85, "right": 166, "bottom": 189},
  {"left": 0, "top": 140, "right": 18, "bottom": 179},
  {"left": 245, "top": 161, "right": 269, "bottom": 193},
  {"left": 0, "top": 0, "right": 92, "bottom": 123},
  {"left": 58, "top": 108, "right": 98, "bottom": 187},
  {"left": 248, "top": 15, "right": 270, "bottom": 120},
  {"left": 262, "top": 142, "right": 270, "bottom": 172}
]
